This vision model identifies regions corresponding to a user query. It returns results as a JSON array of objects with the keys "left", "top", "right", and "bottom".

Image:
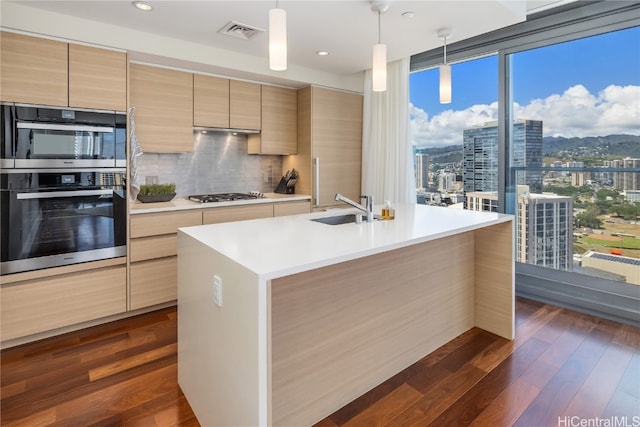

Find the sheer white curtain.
[{"left": 362, "top": 57, "right": 416, "bottom": 206}]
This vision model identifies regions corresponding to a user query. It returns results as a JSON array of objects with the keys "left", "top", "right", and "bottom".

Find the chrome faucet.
[{"left": 335, "top": 193, "right": 375, "bottom": 222}]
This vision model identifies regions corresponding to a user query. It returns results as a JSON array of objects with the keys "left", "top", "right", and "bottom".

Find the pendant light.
[
  {"left": 438, "top": 29, "right": 452, "bottom": 104},
  {"left": 371, "top": 1, "right": 389, "bottom": 92},
  {"left": 269, "top": 1, "right": 287, "bottom": 71}
]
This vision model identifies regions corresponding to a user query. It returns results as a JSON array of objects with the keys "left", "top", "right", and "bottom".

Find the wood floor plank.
[
  {"left": 427, "top": 337, "right": 549, "bottom": 427},
  {"left": 88, "top": 343, "right": 177, "bottom": 381},
  {"left": 564, "top": 343, "right": 634, "bottom": 419},
  {"left": 513, "top": 329, "right": 612, "bottom": 427},
  {"left": 468, "top": 378, "right": 541, "bottom": 427},
  {"left": 342, "top": 383, "right": 423, "bottom": 427}
]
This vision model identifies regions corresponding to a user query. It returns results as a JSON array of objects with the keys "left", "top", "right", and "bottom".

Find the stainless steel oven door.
[
  {"left": 15, "top": 122, "right": 119, "bottom": 168},
  {"left": 1, "top": 174, "right": 127, "bottom": 275}
]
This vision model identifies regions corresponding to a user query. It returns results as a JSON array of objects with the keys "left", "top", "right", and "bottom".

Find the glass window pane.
[{"left": 508, "top": 27, "right": 640, "bottom": 282}]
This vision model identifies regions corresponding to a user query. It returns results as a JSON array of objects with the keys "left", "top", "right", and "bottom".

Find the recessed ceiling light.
[
  {"left": 402, "top": 11, "right": 415, "bottom": 19},
  {"left": 316, "top": 50, "right": 329, "bottom": 56},
  {"left": 132, "top": 1, "right": 153, "bottom": 12}
]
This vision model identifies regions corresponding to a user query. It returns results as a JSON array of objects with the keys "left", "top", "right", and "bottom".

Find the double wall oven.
[{"left": 1, "top": 104, "right": 127, "bottom": 275}]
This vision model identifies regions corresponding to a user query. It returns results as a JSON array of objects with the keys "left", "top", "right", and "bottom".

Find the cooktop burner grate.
[{"left": 188, "top": 192, "right": 264, "bottom": 203}]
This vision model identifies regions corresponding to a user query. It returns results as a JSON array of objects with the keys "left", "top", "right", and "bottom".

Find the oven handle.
[
  {"left": 16, "top": 189, "right": 114, "bottom": 199},
  {"left": 17, "top": 122, "right": 113, "bottom": 133}
]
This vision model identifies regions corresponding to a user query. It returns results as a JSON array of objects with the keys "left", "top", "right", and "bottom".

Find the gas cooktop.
[{"left": 188, "top": 192, "right": 264, "bottom": 203}]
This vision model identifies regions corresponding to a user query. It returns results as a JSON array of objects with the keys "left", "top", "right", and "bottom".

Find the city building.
[
  {"left": 463, "top": 119, "right": 543, "bottom": 197},
  {"left": 466, "top": 185, "right": 573, "bottom": 271},
  {"left": 606, "top": 158, "right": 640, "bottom": 191},
  {"left": 582, "top": 251, "right": 640, "bottom": 285},
  {"left": 415, "top": 154, "right": 430, "bottom": 191}
]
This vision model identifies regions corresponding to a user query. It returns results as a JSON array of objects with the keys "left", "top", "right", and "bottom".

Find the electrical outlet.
[
  {"left": 263, "top": 173, "right": 270, "bottom": 183},
  {"left": 213, "top": 275, "right": 222, "bottom": 307}
]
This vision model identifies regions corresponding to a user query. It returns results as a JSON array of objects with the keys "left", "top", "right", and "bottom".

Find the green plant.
[{"left": 139, "top": 183, "right": 176, "bottom": 196}]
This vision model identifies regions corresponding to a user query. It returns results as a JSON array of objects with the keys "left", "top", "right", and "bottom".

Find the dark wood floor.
[{"left": 2, "top": 297, "right": 639, "bottom": 426}]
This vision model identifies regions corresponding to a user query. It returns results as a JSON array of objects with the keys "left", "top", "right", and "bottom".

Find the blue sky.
[{"left": 410, "top": 26, "right": 640, "bottom": 116}]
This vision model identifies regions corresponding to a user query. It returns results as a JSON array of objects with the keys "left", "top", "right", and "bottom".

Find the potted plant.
[{"left": 137, "top": 183, "right": 177, "bottom": 203}]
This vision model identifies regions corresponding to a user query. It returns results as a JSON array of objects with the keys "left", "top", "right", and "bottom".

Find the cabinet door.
[
  {"left": 0, "top": 31, "right": 68, "bottom": 106},
  {"left": 202, "top": 204, "right": 274, "bottom": 224},
  {"left": 1, "top": 266, "right": 126, "bottom": 341},
  {"left": 69, "top": 44, "right": 127, "bottom": 111},
  {"left": 312, "top": 87, "right": 363, "bottom": 208},
  {"left": 194, "top": 74, "right": 230, "bottom": 128},
  {"left": 230, "top": 80, "right": 261, "bottom": 130},
  {"left": 130, "top": 257, "right": 177, "bottom": 310},
  {"left": 273, "top": 201, "right": 310, "bottom": 216},
  {"left": 248, "top": 85, "right": 297, "bottom": 155},
  {"left": 130, "top": 210, "right": 202, "bottom": 238},
  {"left": 129, "top": 63, "right": 194, "bottom": 152}
]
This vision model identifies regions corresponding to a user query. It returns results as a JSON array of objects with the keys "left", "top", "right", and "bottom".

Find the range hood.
[{"left": 194, "top": 126, "right": 260, "bottom": 134}]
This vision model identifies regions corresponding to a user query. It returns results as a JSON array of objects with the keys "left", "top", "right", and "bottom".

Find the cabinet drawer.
[
  {"left": 130, "top": 257, "right": 177, "bottom": 310},
  {"left": 130, "top": 234, "right": 177, "bottom": 262},
  {"left": 202, "top": 204, "right": 273, "bottom": 224},
  {"left": 1, "top": 266, "right": 126, "bottom": 341},
  {"left": 130, "top": 210, "right": 202, "bottom": 238},
  {"left": 273, "top": 201, "right": 310, "bottom": 217}
]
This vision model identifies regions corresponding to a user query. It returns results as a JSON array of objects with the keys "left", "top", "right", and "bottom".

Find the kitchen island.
[{"left": 177, "top": 204, "right": 514, "bottom": 426}]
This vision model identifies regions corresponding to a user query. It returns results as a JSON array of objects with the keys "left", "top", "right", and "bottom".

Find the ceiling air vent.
[{"left": 218, "top": 21, "right": 264, "bottom": 40}]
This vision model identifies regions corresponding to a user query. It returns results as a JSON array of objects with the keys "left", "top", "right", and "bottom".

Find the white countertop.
[
  {"left": 130, "top": 192, "right": 311, "bottom": 214},
  {"left": 178, "top": 204, "right": 513, "bottom": 280}
]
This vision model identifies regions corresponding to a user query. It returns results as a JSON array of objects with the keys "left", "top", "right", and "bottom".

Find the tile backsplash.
[{"left": 135, "top": 131, "right": 283, "bottom": 197}]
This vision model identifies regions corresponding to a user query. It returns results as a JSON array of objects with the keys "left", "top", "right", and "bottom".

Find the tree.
[{"left": 574, "top": 211, "right": 602, "bottom": 229}]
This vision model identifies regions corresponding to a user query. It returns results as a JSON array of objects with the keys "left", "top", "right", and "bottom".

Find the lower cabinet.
[
  {"left": 130, "top": 257, "right": 178, "bottom": 310},
  {"left": 129, "top": 209, "right": 203, "bottom": 310},
  {"left": 274, "top": 201, "right": 311, "bottom": 217},
  {"left": 1, "top": 265, "right": 126, "bottom": 341},
  {"left": 202, "top": 203, "right": 274, "bottom": 224}
]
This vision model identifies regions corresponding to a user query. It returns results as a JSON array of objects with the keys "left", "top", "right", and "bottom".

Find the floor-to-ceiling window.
[{"left": 410, "top": 2, "right": 640, "bottom": 324}]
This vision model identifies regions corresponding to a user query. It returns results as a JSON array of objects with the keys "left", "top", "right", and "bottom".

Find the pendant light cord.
[
  {"left": 443, "top": 36, "right": 447, "bottom": 65},
  {"left": 378, "top": 10, "right": 381, "bottom": 44}
]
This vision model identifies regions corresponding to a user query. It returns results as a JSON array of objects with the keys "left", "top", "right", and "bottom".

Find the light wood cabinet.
[
  {"left": 129, "top": 63, "right": 194, "bottom": 152},
  {"left": 248, "top": 85, "right": 297, "bottom": 155},
  {"left": 202, "top": 204, "right": 274, "bottom": 224},
  {"left": 130, "top": 258, "right": 178, "bottom": 310},
  {"left": 129, "top": 209, "right": 202, "bottom": 309},
  {"left": 229, "top": 80, "right": 261, "bottom": 130},
  {"left": 1, "top": 265, "right": 126, "bottom": 341},
  {"left": 193, "top": 74, "right": 230, "bottom": 128},
  {"left": 273, "top": 201, "right": 310, "bottom": 216},
  {"left": 284, "top": 87, "right": 363, "bottom": 209},
  {"left": 1, "top": 31, "right": 68, "bottom": 107},
  {"left": 69, "top": 44, "right": 127, "bottom": 111},
  {"left": 1, "top": 31, "right": 127, "bottom": 111}
]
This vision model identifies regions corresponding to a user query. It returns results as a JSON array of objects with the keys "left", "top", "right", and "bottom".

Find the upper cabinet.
[
  {"left": 68, "top": 44, "right": 127, "bottom": 111},
  {"left": 248, "top": 85, "right": 297, "bottom": 155},
  {"left": 0, "top": 31, "right": 126, "bottom": 111},
  {"left": 229, "top": 80, "right": 261, "bottom": 130},
  {"left": 193, "top": 74, "right": 230, "bottom": 128},
  {"left": 1, "top": 31, "right": 68, "bottom": 107},
  {"left": 193, "top": 75, "right": 261, "bottom": 132},
  {"left": 129, "top": 63, "right": 194, "bottom": 153}
]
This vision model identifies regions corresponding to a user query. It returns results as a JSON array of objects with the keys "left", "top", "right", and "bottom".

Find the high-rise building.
[
  {"left": 463, "top": 119, "right": 543, "bottom": 195},
  {"left": 438, "top": 171, "right": 457, "bottom": 192},
  {"left": 415, "top": 154, "right": 430, "bottom": 190},
  {"left": 606, "top": 158, "right": 640, "bottom": 191},
  {"left": 466, "top": 185, "right": 573, "bottom": 271}
]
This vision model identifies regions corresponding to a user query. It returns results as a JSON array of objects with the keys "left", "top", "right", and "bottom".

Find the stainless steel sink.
[{"left": 310, "top": 214, "right": 358, "bottom": 225}]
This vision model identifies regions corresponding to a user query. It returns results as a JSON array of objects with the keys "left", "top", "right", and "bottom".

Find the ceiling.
[{"left": 6, "top": 0, "right": 571, "bottom": 79}]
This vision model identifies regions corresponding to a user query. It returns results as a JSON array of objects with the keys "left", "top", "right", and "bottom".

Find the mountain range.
[{"left": 417, "top": 134, "right": 640, "bottom": 164}]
